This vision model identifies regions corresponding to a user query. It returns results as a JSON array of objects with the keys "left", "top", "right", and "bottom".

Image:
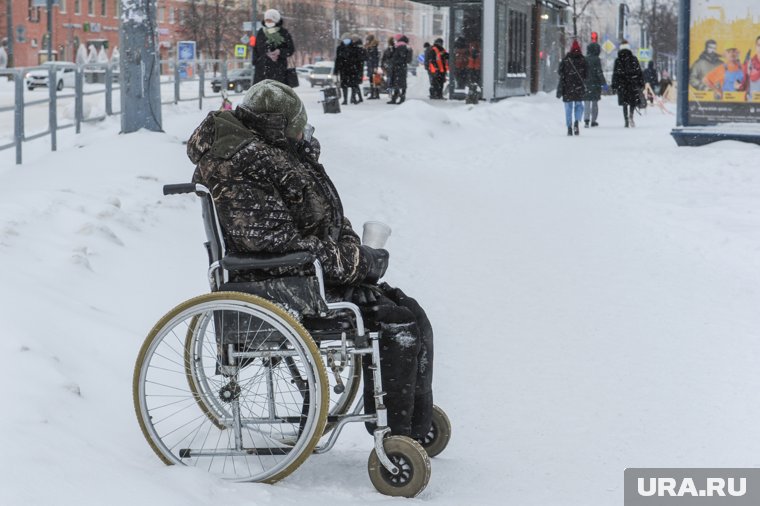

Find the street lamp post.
[
  {"left": 6, "top": 0, "right": 13, "bottom": 67},
  {"left": 47, "top": 0, "right": 53, "bottom": 61}
]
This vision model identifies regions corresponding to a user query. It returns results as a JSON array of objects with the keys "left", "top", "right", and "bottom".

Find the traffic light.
[
  {"left": 591, "top": 31, "right": 598, "bottom": 43},
  {"left": 249, "top": 35, "right": 256, "bottom": 47}
]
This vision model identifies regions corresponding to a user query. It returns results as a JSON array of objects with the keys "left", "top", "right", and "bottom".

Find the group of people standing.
[
  {"left": 333, "top": 33, "right": 414, "bottom": 105},
  {"left": 558, "top": 37, "right": 649, "bottom": 135}
]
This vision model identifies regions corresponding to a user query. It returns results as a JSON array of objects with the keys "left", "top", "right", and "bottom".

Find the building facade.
[
  {"left": 0, "top": 0, "right": 191, "bottom": 67},
  {"left": 1, "top": 1, "right": 445, "bottom": 68}
]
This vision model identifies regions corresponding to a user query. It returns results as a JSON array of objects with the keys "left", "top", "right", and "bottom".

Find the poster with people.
[{"left": 688, "top": 0, "right": 760, "bottom": 124}]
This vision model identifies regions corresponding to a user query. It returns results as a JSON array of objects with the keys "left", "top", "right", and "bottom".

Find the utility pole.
[
  {"left": 640, "top": 0, "right": 645, "bottom": 49},
  {"left": 119, "top": 0, "right": 162, "bottom": 133},
  {"left": 46, "top": 0, "right": 53, "bottom": 61},
  {"left": 651, "top": 0, "right": 657, "bottom": 63},
  {"left": 6, "top": 0, "right": 14, "bottom": 67}
]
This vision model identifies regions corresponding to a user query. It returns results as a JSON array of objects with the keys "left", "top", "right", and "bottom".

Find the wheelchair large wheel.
[
  {"left": 368, "top": 436, "right": 431, "bottom": 497},
  {"left": 133, "top": 292, "right": 329, "bottom": 483},
  {"left": 418, "top": 405, "right": 451, "bottom": 458}
]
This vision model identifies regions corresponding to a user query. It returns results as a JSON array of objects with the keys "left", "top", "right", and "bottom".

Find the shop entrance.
[{"left": 449, "top": 4, "right": 483, "bottom": 98}]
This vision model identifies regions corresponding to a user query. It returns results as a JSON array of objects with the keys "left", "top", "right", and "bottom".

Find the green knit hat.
[{"left": 241, "top": 79, "right": 307, "bottom": 139}]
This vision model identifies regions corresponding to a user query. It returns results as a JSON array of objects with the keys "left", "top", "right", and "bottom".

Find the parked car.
[
  {"left": 210, "top": 68, "right": 254, "bottom": 93},
  {"left": 296, "top": 65, "right": 315, "bottom": 76},
  {"left": 24, "top": 62, "right": 76, "bottom": 91},
  {"left": 308, "top": 63, "right": 337, "bottom": 88}
]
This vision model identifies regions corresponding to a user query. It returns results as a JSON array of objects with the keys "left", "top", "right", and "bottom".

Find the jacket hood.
[
  {"left": 186, "top": 108, "right": 289, "bottom": 165},
  {"left": 586, "top": 42, "right": 601, "bottom": 56}
]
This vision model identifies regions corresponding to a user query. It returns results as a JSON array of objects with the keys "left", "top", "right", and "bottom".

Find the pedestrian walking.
[
  {"left": 252, "top": 9, "right": 295, "bottom": 85},
  {"left": 387, "top": 34, "right": 412, "bottom": 104},
  {"left": 557, "top": 40, "right": 588, "bottom": 136},
  {"left": 583, "top": 41, "right": 606, "bottom": 128},
  {"left": 611, "top": 40, "right": 644, "bottom": 128}
]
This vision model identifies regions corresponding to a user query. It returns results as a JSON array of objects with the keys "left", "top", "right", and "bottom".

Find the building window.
[
  {"left": 114, "top": 0, "right": 119, "bottom": 19},
  {"left": 433, "top": 13, "right": 444, "bottom": 37},
  {"left": 169, "top": 7, "right": 175, "bottom": 24},
  {"left": 179, "top": 9, "right": 185, "bottom": 25},
  {"left": 508, "top": 9, "right": 528, "bottom": 76},
  {"left": 60, "top": 0, "right": 67, "bottom": 14},
  {"left": 158, "top": 6, "right": 165, "bottom": 22},
  {"left": 28, "top": 1, "right": 41, "bottom": 22},
  {"left": 88, "top": 0, "right": 94, "bottom": 16},
  {"left": 101, "top": 0, "right": 106, "bottom": 16},
  {"left": 74, "top": 0, "right": 81, "bottom": 15}
]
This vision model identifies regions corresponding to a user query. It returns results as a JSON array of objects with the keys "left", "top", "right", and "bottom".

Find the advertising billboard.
[{"left": 687, "top": 0, "right": 760, "bottom": 124}]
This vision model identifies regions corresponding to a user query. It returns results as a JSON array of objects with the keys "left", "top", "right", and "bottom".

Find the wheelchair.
[{"left": 133, "top": 183, "right": 451, "bottom": 497}]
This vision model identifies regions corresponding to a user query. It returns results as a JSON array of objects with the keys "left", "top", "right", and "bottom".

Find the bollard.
[
  {"left": 14, "top": 70, "right": 24, "bottom": 164},
  {"left": 75, "top": 68, "right": 84, "bottom": 134},
  {"left": 48, "top": 65, "right": 57, "bottom": 151}
]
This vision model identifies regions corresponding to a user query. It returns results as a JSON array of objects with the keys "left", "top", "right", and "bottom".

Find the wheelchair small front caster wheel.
[
  {"left": 419, "top": 405, "right": 451, "bottom": 458},
  {"left": 367, "top": 436, "right": 431, "bottom": 497}
]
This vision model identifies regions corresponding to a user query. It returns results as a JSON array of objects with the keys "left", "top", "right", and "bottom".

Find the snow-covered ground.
[{"left": 1, "top": 74, "right": 759, "bottom": 506}]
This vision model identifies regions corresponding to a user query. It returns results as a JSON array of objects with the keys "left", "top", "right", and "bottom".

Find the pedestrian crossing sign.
[{"left": 234, "top": 44, "right": 248, "bottom": 59}]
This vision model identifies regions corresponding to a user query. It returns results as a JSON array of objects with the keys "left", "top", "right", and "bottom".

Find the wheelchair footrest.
[{"left": 179, "top": 447, "right": 292, "bottom": 458}]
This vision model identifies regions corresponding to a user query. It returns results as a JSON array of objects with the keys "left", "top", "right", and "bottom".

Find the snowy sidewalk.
[{"left": 1, "top": 86, "right": 759, "bottom": 506}]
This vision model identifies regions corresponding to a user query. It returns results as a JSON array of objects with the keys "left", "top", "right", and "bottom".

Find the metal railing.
[{"left": 0, "top": 59, "right": 252, "bottom": 165}]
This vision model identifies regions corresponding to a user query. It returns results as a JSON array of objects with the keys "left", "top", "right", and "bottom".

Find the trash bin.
[{"left": 320, "top": 87, "right": 341, "bottom": 114}]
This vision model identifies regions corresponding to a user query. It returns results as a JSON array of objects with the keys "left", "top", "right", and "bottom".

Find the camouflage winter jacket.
[{"left": 187, "top": 106, "right": 371, "bottom": 287}]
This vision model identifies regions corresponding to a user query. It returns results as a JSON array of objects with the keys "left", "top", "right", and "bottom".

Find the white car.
[
  {"left": 25, "top": 62, "right": 76, "bottom": 91},
  {"left": 296, "top": 65, "right": 315, "bottom": 76},
  {"left": 308, "top": 62, "right": 337, "bottom": 88}
]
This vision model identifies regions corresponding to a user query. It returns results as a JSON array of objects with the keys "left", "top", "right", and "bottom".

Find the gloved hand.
[
  {"left": 343, "top": 284, "right": 383, "bottom": 305},
  {"left": 267, "top": 49, "right": 280, "bottom": 62},
  {"left": 360, "top": 245, "right": 389, "bottom": 284}
]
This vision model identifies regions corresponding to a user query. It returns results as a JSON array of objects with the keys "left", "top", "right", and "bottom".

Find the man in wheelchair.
[{"left": 186, "top": 79, "right": 434, "bottom": 442}]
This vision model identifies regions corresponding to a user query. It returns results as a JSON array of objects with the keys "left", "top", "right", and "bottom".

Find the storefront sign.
[{"left": 687, "top": 0, "right": 760, "bottom": 124}]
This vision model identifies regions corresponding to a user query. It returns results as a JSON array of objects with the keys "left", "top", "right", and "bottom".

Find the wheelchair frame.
[{"left": 133, "top": 183, "right": 435, "bottom": 497}]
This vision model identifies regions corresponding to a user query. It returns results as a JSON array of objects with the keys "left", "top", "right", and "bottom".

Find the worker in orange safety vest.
[{"left": 427, "top": 38, "right": 449, "bottom": 99}]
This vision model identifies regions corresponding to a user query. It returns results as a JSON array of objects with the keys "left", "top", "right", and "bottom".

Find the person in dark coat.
[
  {"left": 365, "top": 34, "right": 381, "bottom": 99},
  {"left": 381, "top": 37, "right": 395, "bottom": 95},
  {"left": 387, "top": 34, "right": 412, "bottom": 104},
  {"left": 334, "top": 35, "right": 352, "bottom": 105},
  {"left": 557, "top": 39, "right": 588, "bottom": 136},
  {"left": 643, "top": 60, "right": 658, "bottom": 104},
  {"left": 611, "top": 40, "right": 644, "bottom": 127},
  {"left": 334, "top": 34, "right": 364, "bottom": 105},
  {"left": 583, "top": 41, "right": 606, "bottom": 127},
  {"left": 252, "top": 9, "right": 295, "bottom": 85},
  {"left": 350, "top": 34, "right": 367, "bottom": 103},
  {"left": 186, "top": 79, "right": 436, "bottom": 443}
]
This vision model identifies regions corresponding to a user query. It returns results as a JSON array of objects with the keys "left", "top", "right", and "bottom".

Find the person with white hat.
[{"left": 252, "top": 9, "right": 295, "bottom": 86}]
